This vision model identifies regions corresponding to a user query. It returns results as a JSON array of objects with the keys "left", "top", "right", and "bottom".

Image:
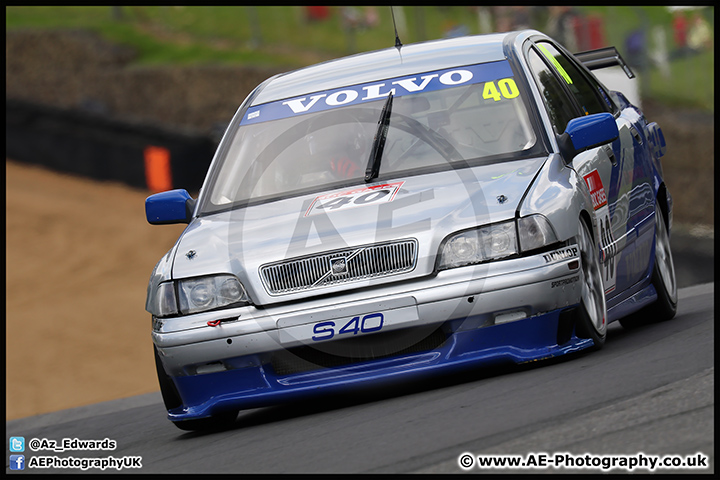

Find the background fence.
[{"left": 6, "top": 99, "right": 214, "bottom": 193}]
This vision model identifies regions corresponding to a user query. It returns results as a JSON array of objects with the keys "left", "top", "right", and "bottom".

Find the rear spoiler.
[{"left": 574, "top": 47, "right": 636, "bottom": 79}]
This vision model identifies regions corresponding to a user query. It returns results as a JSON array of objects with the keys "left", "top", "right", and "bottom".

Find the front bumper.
[{"left": 153, "top": 245, "right": 590, "bottom": 422}]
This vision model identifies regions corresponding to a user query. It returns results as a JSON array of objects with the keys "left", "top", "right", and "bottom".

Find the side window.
[
  {"left": 536, "top": 42, "right": 609, "bottom": 116},
  {"left": 527, "top": 48, "right": 576, "bottom": 134},
  {"left": 586, "top": 72, "right": 618, "bottom": 113}
]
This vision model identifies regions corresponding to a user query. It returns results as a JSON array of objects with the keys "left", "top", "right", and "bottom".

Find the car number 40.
[{"left": 312, "top": 313, "right": 384, "bottom": 341}]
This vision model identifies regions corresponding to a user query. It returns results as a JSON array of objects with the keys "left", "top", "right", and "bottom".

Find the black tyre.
[
  {"left": 172, "top": 410, "right": 238, "bottom": 432},
  {"left": 620, "top": 201, "right": 677, "bottom": 329},
  {"left": 154, "top": 345, "right": 238, "bottom": 431},
  {"left": 154, "top": 344, "right": 183, "bottom": 411},
  {"left": 574, "top": 218, "right": 607, "bottom": 348}
]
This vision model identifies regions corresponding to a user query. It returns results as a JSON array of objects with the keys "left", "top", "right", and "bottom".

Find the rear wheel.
[
  {"left": 648, "top": 200, "right": 678, "bottom": 319},
  {"left": 575, "top": 219, "right": 607, "bottom": 348},
  {"left": 620, "top": 201, "right": 677, "bottom": 329}
]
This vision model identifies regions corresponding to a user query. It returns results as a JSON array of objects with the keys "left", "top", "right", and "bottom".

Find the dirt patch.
[
  {"left": 645, "top": 101, "right": 714, "bottom": 226},
  {"left": 5, "top": 29, "right": 286, "bottom": 136},
  {"left": 5, "top": 160, "right": 186, "bottom": 420}
]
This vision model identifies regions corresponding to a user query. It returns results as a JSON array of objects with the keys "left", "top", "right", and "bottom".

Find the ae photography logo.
[
  {"left": 9, "top": 455, "right": 25, "bottom": 471},
  {"left": 9, "top": 437, "right": 25, "bottom": 453},
  {"left": 9, "top": 437, "right": 26, "bottom": 471},
  {"left": 457, "top": 451, "right": 710, "bottom": 472},
  {"left": 7, "top": 435, "right": 143, "bottom": 472}
]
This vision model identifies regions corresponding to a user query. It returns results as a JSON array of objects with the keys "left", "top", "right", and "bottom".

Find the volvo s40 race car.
[{"left": 145, "top": 30, "right": 676, "bottom": 430}]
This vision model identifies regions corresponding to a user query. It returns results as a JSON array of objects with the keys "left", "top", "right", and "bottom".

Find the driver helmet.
[{"left": 306, "top": 113, "right": 367, "bottom": 179}]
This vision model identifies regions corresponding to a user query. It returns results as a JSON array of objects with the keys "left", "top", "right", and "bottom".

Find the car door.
[
  {"left": 539, "top": 40, "right": 657, "bottom": 304},
  {"left": 604, "top": 91, "right": 657, "bottom": 303},
  {"left": 524, "top": 39, "right": 633, "bottom": 302}
]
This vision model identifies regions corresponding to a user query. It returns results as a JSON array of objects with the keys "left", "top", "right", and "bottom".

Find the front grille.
[
  {"left": 260, "top": 239, "right": 417, "bottom": 295},
  {"left": 270, "top": 326, "right": 447, "bottom": 376}
]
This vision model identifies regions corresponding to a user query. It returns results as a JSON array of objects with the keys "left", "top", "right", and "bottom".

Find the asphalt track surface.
[{"left": 6, "top": 279, "right": 713, "bottom": 474}]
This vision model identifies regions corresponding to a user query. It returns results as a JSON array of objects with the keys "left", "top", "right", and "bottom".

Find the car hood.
[{"left": 173, "top": 156, "right": 547, "bottom": 305}]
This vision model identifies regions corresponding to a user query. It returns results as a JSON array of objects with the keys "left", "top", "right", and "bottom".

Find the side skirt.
[{"left": 607, "top": 282, "right": 657, "bottom": 324}]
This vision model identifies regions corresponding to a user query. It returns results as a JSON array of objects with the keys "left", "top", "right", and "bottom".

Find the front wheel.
[
  {"left": 172, "top": 410, "right": 239, "bottom": 432},
  {"left": 574, "top": 218, "right": 607, "bottom": 348},
  {"left": 154, "top": 345, "right": 238, "bottom": 431},
  {"left": 154, "top": 345, "right": 182, "bottom": 411}
]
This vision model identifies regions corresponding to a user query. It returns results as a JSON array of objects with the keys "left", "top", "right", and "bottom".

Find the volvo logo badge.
[{"left": 330, "top": 257, "right": 348, "bottom": 275}]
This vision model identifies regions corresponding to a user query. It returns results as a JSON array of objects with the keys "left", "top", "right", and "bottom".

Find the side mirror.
[
  {"left": 646, "top": 121, "right": 666, "bottom": 158},
  {"left": 558, "top": 112, "right": 619, "bottom": 162},
  {"left": 145, "top": 189, "right": 196, "bottom": 225}
]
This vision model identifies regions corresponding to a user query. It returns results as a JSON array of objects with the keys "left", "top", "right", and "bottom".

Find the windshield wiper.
[{"left": 365, "top": 93, "right": 393, "bottom": 182}]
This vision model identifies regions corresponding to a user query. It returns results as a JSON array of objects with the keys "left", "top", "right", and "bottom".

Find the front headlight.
[
  {"left": 517, "top": 214, "right": 558, "bottom": 252},
  {"left": 438, "top": 220, "right": 518, "bottom": 270},
  {"left": 149, "top": 281, "right": 179, "bottom": 318},
  {"left": 178, "top": 275, "right": 249, "bottom": 315},
  {"left": 148, "top": 274, "right": 249, "bottom": 317}
]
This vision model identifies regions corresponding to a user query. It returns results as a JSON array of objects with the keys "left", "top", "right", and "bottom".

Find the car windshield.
[{"left": 201, "top": 60, "right": 541, "bottom": 214}]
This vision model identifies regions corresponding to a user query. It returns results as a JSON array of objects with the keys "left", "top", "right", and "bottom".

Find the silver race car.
[{"left": 145, "top": 29, "right": 676, "bottom": 430}]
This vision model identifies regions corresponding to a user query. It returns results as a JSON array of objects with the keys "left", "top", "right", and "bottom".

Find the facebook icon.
[{"left": 9, "top": 454, "right": 25, "bottom": 470}]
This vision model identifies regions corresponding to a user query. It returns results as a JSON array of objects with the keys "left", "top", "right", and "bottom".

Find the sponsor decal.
[
  {"left": 241, "top": 61, "right": 514, "bottom": 125},
  {"left": 538, "top": 44, "right": 573, "bottom": 85},
  {"left": 623, "top": 238, "right": 652, "bottom": 279},
  {"left": 543, "top": 246, "right": 578, "bottom": 264},
  {"left": 583, "top": 169, "right": 616, "bottom": 293},
  {"left": 599, "top": 211, "right": 617, "bottom": 294},
  {"left": 551, "top": 276, "right": 580, "bottom": 288},
  {"left": 583, "top": 169, "right": 608, "bottom": 211},
  {"left": 305, "top": 181, "right": 404, "bottom": 216}
]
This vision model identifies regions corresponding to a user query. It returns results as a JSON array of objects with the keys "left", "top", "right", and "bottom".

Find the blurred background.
[
  {"left": 6, "top": 6, "right": 714, "bottom": 222},
  {"left": 6, "top": 6, "right": 714, "bottom": 109},
  {"left": 5, "top": 6, "right": 713, "bottom": 421}
]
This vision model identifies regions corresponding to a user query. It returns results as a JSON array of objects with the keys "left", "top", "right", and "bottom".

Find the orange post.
[{"left": 144, "top": 146, "right": 173, "bottom": 192}]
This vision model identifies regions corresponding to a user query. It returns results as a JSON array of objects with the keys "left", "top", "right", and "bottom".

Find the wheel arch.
[
  {"left": 579, "top": 208, "right": 595, "bottom": 240},
  {"left": 518, "top": 153, "right": 597, "bottom": 243},
  {"left": 655, "top": 182, "right": 671, "bottom": 232}
]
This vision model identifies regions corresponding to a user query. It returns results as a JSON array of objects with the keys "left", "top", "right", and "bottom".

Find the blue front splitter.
[{"left": 168, "top": 306, "right": 593, "bottom": 422}]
